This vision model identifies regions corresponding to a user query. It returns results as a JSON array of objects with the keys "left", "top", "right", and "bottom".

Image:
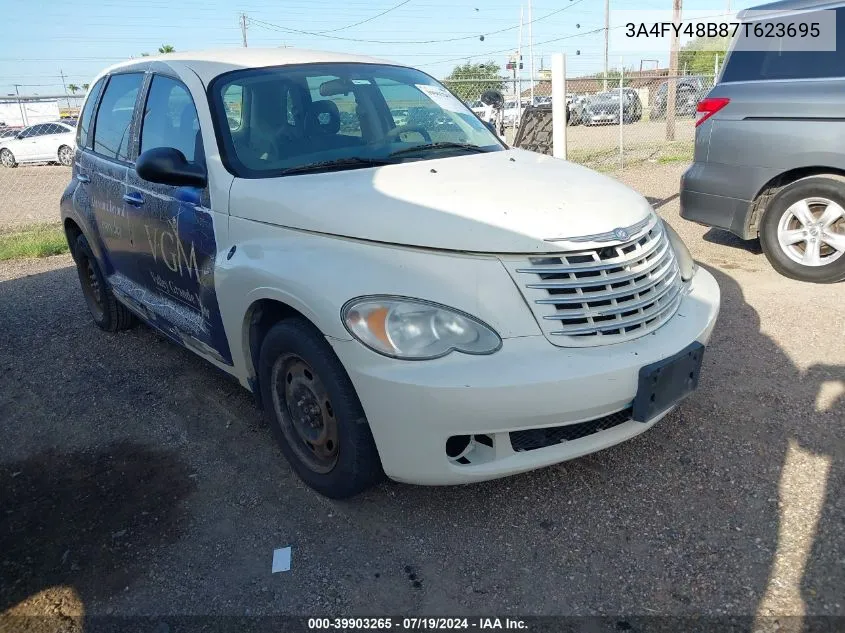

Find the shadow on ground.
[{"left": 0, "top": 262, "right": 842, "bottom": 629}]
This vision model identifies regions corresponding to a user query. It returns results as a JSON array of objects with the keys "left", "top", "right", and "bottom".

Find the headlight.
[
  {"left": 342, "top": 297, "right": 502, "bottom": 360},
  {"left": 662, "top": 220, "right": 697, "bottom": 281}
]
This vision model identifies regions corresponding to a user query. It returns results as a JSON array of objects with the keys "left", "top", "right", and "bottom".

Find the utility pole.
[
  {"left": 603, "top": 0, "right": 610, "bottom": 91},
  {"left": 240, "top": 13, "right": 249, "bottom": 48},
  {"left": 59, "top": 69, "right": 70, "bottom": 111},
  {"left": 666, "top": 0, "right": 682, "bottom": 141},
  {"left": 528, "top": 0, "right": 535, "bottom": 103},
  {"left": 14, "top": 84, "right": 27, "bottom": 127}
]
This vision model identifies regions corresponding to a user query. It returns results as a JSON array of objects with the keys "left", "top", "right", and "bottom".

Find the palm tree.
[
  {"left": 67, "top": 83, "right": 79, "bottom": 95},
  {"left": 82, "top": 83, "right": 90, "bottom": 91},
  {"left": 140, "top": 52, "right": 150, "bottom": 57},
  {"left": 158, "top": 44, "right": 175, "bottom": 54}
]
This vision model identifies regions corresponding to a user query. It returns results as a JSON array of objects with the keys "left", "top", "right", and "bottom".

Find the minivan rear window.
[{"left": 721, "top": 7, "right": 845, "bottom": 82}]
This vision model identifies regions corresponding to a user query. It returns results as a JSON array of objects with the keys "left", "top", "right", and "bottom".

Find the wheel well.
[
  {"left": 245, "top": 298, "right": 313, "bottom": 409},
  {"left": 63, "top": 218, "right": 82, "bottom": 259},
  {"left": 749, "top": 167, "right": 845, "bottom": 236}
]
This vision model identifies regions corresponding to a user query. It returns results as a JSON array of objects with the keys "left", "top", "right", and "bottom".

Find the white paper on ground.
[
  {"left": 415, "top": 84, "right": 466, "bottom": 113},
  {"left": 272, "top": 547, "right": 292, "bottom": 573}
]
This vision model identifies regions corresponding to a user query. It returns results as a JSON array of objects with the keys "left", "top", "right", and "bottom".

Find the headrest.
[{"left": 306, "top": 100, "right": 340, "bottom": 135}]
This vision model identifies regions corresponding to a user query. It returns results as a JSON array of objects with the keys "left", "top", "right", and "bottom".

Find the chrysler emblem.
[{"left": 612, "top": 227, "right": 629, "bottom": 241}]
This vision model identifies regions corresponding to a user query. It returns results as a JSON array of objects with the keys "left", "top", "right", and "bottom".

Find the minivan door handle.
[
  {"left": 76, "top": 174, "right": 90, "bottom": 184},
  {"left": 122, "top": 192, "right": 144, "bottom": 207}
]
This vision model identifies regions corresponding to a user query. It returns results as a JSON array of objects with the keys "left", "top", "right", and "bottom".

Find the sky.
[{"left": 1, "top": 0, "right": 759, "bottom": 98}]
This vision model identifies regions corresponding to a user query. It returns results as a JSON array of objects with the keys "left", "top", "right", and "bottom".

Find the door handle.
[
  {"left": 122, "top": 192, "right": 144, "bottom": 207},
  {"left": 76, "top": 174, "right": 90, "bottom": 184}
]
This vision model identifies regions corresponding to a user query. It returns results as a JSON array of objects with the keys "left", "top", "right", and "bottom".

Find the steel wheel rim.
[
  {"left": 0, "top": 150, "right": 12, "bottom": 167},
  {"left": 270, "top": 354, "right": 339, "bottom": 474},
  {"left": 78, "top": 255, "right": 104, "bottom": 320},
  {"left": 777, "top": 196, "right": 845, "bottom": 267}
]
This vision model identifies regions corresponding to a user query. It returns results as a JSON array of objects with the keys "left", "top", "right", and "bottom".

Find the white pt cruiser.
[{"left": 61, "top": 49, "right": 720, "bottom": 498}]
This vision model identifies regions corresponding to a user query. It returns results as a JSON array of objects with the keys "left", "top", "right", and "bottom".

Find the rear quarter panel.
[{"left": 705, "top": 79, "right": 845, "bottom": 199}]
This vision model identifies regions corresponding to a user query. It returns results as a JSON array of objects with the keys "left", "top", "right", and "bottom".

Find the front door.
[
  {"left": 121, "top": 73, "right": 232, "bottom": 366},
  {"left": 14, "top": 124, "right": 43, "bottom": 160}
]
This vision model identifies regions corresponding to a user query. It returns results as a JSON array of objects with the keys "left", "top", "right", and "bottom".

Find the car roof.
[
  {"left": 740, "top": 0, "right": 842, "bottom": 19},
  {"left": 95, "top": 47, "right": 399, "bottom": 86}
]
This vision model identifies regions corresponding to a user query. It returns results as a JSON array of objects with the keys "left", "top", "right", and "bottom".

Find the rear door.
[
  {"left": 88, "top": 72, "right": 145, "bottom": 278},
  {"left": 121, "top": 73, "right": 232, "bottom": 365}
]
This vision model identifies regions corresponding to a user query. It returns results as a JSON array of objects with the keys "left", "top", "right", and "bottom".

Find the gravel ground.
[
  {"left": 0, "top": 164, "right": 68, "bottom": 229},
  {"left": 1, "top": 162, "right": 843, "bottom": 627}
]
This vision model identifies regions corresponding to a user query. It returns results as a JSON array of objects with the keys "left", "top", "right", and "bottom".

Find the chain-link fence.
[
  {"left": 0, "top": 70, "right": 715, "bottom": 234},
  {"left": 443, "top": 72, "right": 715, "bottom": 173}
]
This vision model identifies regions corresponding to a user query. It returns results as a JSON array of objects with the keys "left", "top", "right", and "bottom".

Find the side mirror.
[
  {"left": 482, "top": 120, "right": 497, "bottom": 134},
  {"left": 136, "top": 147, "right": 207, "bottom": 188}
]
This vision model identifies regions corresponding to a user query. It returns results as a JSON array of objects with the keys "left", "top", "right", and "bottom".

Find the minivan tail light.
[{"left": 695, "top": 97, "right": 729, "bottom": 127}]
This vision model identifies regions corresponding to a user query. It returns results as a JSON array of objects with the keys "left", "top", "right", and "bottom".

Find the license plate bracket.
[{"left": 632, "top": 342, "right": 705, "bottom": 422}]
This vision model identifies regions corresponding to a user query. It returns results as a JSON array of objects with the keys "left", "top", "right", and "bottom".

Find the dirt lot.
[
  {"left": 1, "top": 162, "right": 844, "bottom": 627},
  {"left": 0, "top": 164, "right": 69, "bottom": 229}
]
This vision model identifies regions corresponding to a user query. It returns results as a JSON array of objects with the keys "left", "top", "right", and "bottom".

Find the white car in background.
[{"left": 0, "top": 121, "right": 76, "bottom": 167}]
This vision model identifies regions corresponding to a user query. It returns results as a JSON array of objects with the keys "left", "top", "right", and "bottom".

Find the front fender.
[{"left": 215, "top": 218, "right": 542, "bottom": 385}]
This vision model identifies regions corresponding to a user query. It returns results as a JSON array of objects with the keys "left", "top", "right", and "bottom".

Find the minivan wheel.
[
  {"left": 73, "top": 234, "right": 137, "bottom": 331},
  {"left": 258, "top": 318, "right": 384, "bottom": 498},
  {"left": 58, "top": 145, "right": 73, "bottom": 166},
  {"left": 759, "top": 177, "right": 845, "bottom": 283},
  {"left": 0, "top": 149, "right": 16, "bottom": 168}
]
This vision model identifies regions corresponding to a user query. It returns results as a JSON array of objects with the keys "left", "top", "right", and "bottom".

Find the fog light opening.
[{"left": 446, "top": 435, "right": 472, "bottom": 460}]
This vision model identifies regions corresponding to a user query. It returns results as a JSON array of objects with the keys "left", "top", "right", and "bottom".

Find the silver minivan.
[{"left": 680, "top": 0, "right": 845, "bottom": 283}]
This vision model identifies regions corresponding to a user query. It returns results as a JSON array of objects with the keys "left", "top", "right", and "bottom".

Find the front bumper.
[
  {"left": 331, "top": 267, "right": 720, "bottom": 485},
  {"left": 586, "top": 113, "right": 619, "bottom": 125}
]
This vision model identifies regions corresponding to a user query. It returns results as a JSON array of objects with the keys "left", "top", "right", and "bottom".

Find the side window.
[
  {"left": 722, "top": 7, "right": 845, "bottom": 82},
  {"left": 140, "top": 75, "right": 202, "bottom": 164},
  {"left": 77, "top": 78, "right": 105, "bottom": 148},
  {"left": 20, "top": 125, "right": 43, "bottom": 139},
  {"left": 92, "top": 73, "right": 144, "bottom": 161},
  {"left": 222, "top": 84, "right": 243, "bottom": 131}
]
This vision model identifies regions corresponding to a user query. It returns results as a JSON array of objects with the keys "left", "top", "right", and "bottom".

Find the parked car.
[
  {"left": 0, "top": 121, "right": 76, "bottom": 167},
  {"left": 62, "top": 49, "right": 719, "bottom": 498},
  {"left": 0, "top": 126, "right": 21, "bottom": 140},
  {"left": 680, "top": 0, "right": 845, "bottom": 283},
  {"left": 650, "top": 76, "right": 708, "bottom": 120},
  {"left": 583, "top": 89, "right": 642, "bottom": 125},
  {"left": 566, "top": 94, "right": 589, "bottom": 126}
]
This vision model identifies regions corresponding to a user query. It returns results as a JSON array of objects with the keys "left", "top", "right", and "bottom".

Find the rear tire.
[
  {"left": 73, "top": 233, "right": 137, "bottom": 331},
  {"left": 58, "top": 145, "right": 73, "bottom": 166},
  {"left": 759, "top": 176, "right": 845, "bottom": 283},
  {"left": 0, "top": 148, "right": 16, "bottom": 168},
  {"left": 258, "top": 318, "right": 384, "bottom": 499}
]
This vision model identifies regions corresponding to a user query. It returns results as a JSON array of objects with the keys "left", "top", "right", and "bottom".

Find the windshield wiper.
[
  {"left": 280, "top": 157, "right": 396, "bottom": 176},
  {"left": 388, "top": 142, "right": 492, "bottom": 158}
]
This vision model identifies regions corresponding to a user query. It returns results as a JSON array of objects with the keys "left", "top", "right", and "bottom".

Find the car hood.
[{"left": 229, "top": 148, "right": 654, "bottom": 253}]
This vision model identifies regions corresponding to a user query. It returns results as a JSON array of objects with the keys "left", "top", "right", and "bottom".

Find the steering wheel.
[{"left": 384, "top": 125, "right": 432, "bottom": 144}]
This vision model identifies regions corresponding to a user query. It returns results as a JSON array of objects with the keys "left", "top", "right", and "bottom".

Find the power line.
[
  {"left": 317, "top": 0, "right": 413, "bottom": 33},
  {"left": 247, "top": 0, "right": 586, "bottom": 46}
]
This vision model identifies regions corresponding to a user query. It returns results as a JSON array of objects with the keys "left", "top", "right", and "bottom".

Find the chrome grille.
[{"left": 504, "top": 219, "right": 684, "bottom": 347}]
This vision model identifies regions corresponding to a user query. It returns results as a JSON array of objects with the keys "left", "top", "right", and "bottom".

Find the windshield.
[{"left": 210, "top": 62, "right": 504, "bottom": 177}]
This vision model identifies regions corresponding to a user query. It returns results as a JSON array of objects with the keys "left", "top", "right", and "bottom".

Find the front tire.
[
  {"left": 73, "top": 233, "right": 137, "bottom": 331},
  {"left": 258, "top": 318, "right": 384, "bottom": 498},
  {"left": 0, "top": 148, "right": 16, "bottom": 168},
  {"left": 759, "top": 176, "right": 845, "bottom": 283},
  {"left": 58, "top": 145, "right": 74, "bottom": 166}
]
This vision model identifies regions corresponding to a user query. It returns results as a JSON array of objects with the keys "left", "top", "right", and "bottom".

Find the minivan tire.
[
  {"left": 759, "top": 176, "right": 845, "bottom": 283},
  {"left": 73, "top": 233, "right": 137, "bottom": 331},
  {"left": 258, "top": 318, "right": 384, "bottom": 498}
]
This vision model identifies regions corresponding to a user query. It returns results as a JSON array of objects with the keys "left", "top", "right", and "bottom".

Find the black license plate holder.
[{"left": 632, "top": 342, "right": 705, "bottom": 422}]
